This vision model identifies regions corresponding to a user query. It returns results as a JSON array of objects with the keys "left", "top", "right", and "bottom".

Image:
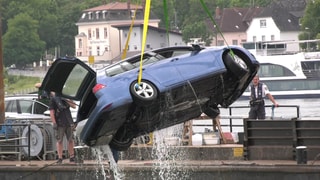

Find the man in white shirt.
[{"left": 248, "top": 75, "right": 279, "bottom": 119}]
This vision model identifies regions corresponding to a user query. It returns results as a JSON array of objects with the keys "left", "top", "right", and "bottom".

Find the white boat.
[{"left": 241, "top": 40, "right": 320, "bottom": 99}]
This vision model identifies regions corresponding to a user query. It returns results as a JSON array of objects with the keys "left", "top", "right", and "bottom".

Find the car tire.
[
  {"left": 110, "top": 126, "right": 134, "bottom": 151},
  {"left": 223, "top": 52, "right": 249, "bottom": 78},
  {"left": 130, "top": 80, "right": 158, "bottom": 106},
  {"left": 110, "top": 138, "right": 133, "bottom": 151},
  {"left": 204, "top": 105, "right": 220, "bottom": 119}
]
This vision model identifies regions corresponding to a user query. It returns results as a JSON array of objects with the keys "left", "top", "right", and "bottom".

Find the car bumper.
[{"left": 76, "top": 118, "right": 114, "bottom": 146}]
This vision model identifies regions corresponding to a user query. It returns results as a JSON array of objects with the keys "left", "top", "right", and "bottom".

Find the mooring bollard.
[
  {"left": 74, "top": 146, "right": 89, "bottom": 164},
  {"left": 296, "top": 146, "right": 307, "bottom": 164}
]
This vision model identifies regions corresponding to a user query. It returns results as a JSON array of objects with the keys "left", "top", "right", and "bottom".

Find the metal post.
[
  {"left": 229, "top": 107, "right": 233, "bottom": 132},
  {"left": 0, "top": 16, "right": 5, "bottom": 124},
  {"left": 28, "top": 124, "right": 31, "bottom": 162}
]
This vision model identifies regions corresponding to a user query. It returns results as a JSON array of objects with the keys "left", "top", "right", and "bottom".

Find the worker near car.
[
  {"left": 248, "top": 75, "right": 279, "bottom": 120},
  {"left": 49, "top": 91, "right": 77, "bottom": 164}
]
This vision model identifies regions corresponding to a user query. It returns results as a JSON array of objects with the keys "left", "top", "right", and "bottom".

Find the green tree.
[
  {"left": 182, "top": 21, "right": 212, "bottom": 45},
  {"left": 3, "top": 13, "right": 45, "bottom": 68},
  {"left": 299, "top": 0, "right": 320, "bottom": 50}
]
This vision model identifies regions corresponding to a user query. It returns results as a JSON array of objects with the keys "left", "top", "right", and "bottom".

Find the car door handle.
[{"left": 137, "top": 68, "right": 145, "bottom": 72}]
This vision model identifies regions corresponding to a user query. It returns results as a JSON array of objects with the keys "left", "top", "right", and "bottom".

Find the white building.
[
  {"left": 111, "top": 24, "right": 185, "bottom": 61},
  {"left": 246, "top": 0, "right": 306, "bottom": 52},
  {"left": 74, "top": 2, "right": 161, "bottom": 63}
]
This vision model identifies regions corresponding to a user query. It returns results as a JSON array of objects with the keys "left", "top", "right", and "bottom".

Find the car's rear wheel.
[
  {"left": 130, "top": 80, "right": 158, "bottom": 106},
  {"left": 223, "top": 52, "right": 249, "bottom": 78},
  {"left": 110, "top": 126, "right": 134, "bottom": 151}
]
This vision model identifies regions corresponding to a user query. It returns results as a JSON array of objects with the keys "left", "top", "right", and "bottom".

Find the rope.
[
  {"left": 16, "top": 161, "right": 58, "bottom": 180},
  {"left": 199, "top": 0, "right": 235, "bottom": 57}
]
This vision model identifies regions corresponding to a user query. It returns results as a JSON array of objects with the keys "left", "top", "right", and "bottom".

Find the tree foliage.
[
  {"left": 3, "top": 13, "right": 45, "bottom": 68},
  {"left": 299, "top": 0, "right": 320, "bottom": 40},
  {"left": 0, "top": 0, "right": 279, "bottom": 68}
]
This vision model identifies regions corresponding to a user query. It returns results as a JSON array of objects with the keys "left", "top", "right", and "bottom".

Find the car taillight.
[{"left": 92, "top": 83, "right": 106, "bottom": 94}]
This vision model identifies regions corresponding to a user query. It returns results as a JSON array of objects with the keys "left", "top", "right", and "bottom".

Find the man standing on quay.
[
  {"left": 248, "top": 75, "right": 279, "bottom": 120},
  {"left": 49, "top": 91, "right": 76, "bottom": 164}
]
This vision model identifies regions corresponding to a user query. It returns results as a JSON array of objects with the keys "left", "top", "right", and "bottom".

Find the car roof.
[{"left": 5, "top": 94, "right": 39, "bottom": 100}]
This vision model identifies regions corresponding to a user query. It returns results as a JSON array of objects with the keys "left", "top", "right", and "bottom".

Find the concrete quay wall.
[{"left": 0, "top": 160, "right": 320, "bottom": 180}]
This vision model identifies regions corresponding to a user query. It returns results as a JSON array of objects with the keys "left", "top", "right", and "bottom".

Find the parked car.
[
  {"left": 4, "top": 94, "right": 49, "bottom": 119},
  {"left": 39, "top": 45, "right": 259, "bottom": 151}
]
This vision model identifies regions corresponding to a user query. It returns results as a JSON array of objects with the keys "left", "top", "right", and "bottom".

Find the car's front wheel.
[
  {"left": 130, "top": 80, "right": 158, "bottom": 106},
  {"left": 223, "top": 52, "right": 249, "bottom": 78}
]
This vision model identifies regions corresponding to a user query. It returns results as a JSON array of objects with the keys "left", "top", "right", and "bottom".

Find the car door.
[
  {"left": 145, "top": 48, "right": 195, "bottom": 87},
  {"left": 174, "top": 50, "right": 224, "bottom": 81},
  {"left": 40, "top": 57, "right": 96, "bottom": 101}
]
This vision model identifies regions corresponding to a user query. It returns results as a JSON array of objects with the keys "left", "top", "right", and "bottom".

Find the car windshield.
[{"left": 105, "top": 53, "right": 166, "bottom": 77}]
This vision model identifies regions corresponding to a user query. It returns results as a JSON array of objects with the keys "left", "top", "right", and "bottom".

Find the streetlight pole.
[{"left": 305, "top": 27, "right": 310, "bottom": 52}]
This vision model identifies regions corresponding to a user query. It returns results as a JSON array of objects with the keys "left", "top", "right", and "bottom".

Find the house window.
[
  {"left": 78, "top": 39, "right": 82, "bottom": 48},
  {"left": 260, "top": 19, "right": 266, "bottom": 28},
  {"left": 105, "top": 46, "right": 109, "bottom": 51},
  {"left": 96, "top": 28, "right": 100, "bottom": 39},
  {"left": 88, "top": 29, "right": 92, "bottom": 39},
  {"left": 134, "top": 45, "right": 137, "bottom": 50},
  {"left": 271, "top": 35, "right": 275, "bottom": 41},
  {"left": 96, "top": 11, "right": 100, "bottom": 19},
  {"left": 104, "top": 28, "right": 108, "bottom": 39},
  {"left": 253, "top": 36, "right": 256, "bottom": 42},
  {"left": 89, "top": 46, "right": 92, "bottom": 56},
  {"left": 232, "top": 40, "right": 238, "bottom": 45},
  {"left": 146, "top": 44, "right": 150, "bottom": 49},
  {"left": 262, "top": 35, "right": 266, "bottom": 41},
  {"left": 88, "top": 12, "right": 92, "bottom": 20},
  {"left": 130, "top": 10, "right": 135, "bottom": 18},
  {"left": 103, "top": 10, "right": 107, "bottom": 18},
  {"left": 97, "top": 46, "right": 100, "bottom": 56},
  {"left": 217, "top": 40, "right": 224, "bottom": 46}
]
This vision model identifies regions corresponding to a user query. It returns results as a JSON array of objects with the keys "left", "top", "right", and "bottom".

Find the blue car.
[{"left": 39, "top": 45, "right": 259, "bottom": 151}]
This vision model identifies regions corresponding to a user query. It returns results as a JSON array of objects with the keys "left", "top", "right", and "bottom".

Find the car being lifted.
[{"left": 39, "top": 45, "right": 259, "bottom": 151}]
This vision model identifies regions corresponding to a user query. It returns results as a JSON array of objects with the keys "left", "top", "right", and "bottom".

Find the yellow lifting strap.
[
  {"left": 121, "top": 8, "right": 137, "bottom": 60},
  {"left": 137, "top": 0, "right": 151, "bottom": 84}
]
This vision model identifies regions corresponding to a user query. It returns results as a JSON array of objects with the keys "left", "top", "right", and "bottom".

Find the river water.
[
  {"left": 228, "top": 98, "right": 320, "bottom": 117},
  {"left": 193, "top": 98, "right": 320, "bottom": 133}
]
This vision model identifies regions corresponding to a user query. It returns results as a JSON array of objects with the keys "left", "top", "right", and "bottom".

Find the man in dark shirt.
[{"left": 49, "top": 91, "right": 76, "bottom": 164}]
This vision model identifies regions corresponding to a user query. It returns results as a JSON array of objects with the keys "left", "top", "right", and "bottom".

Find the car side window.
[
  {"left": 62, "top": 64, "right": 89, "bottom": 97},
  {"left": 19, "top": 100, "right": 33, "bottom": 113},
  {"left": 33, "top": 102, "right": 48, "bottom": 114},
  {"left": 157, "top": 49, "right": 192, "bottom": 58},
  {"left": 5, "top": 100, "right": 17, "bottom": 113}
]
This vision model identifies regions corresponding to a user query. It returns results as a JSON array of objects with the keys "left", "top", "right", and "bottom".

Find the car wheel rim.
[
  {"left": 134, "top": 82, "right": 154, "bottom": 98},
  {"left": 234, "top": 56, "right": 248, "bottom": 69}
]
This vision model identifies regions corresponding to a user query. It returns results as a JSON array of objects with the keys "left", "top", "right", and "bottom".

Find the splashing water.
[
  {"left": 151, "top": 124, "right": 191, "bottom": 180},
  {"left": 92, "top": 145, "right": 124, "bottom": 180}
]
